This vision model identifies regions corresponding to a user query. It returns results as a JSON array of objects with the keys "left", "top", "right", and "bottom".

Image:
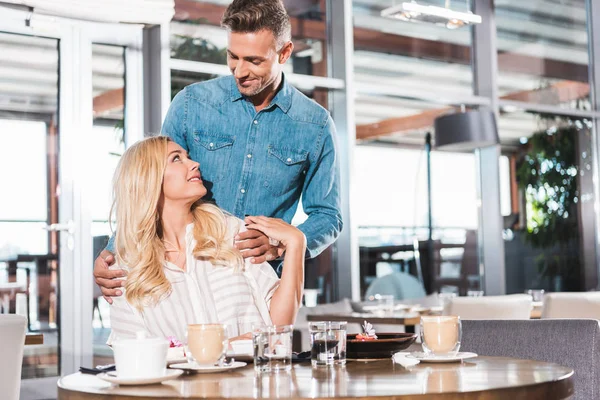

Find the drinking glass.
[
  {"left": 420, "top": 316, "right": 462, "bottom": 357},
  {"left": 526, "top": 289, "right": 545, "bottom": 302},
  {"left": 309, "top": 321, "right": 347, "bottom": 367},
  {"left": 467, "top": 290, "right": 484, "bottom": 297},
  {"left": 253, "top": 325, "right": 293, "bottom": 372}
]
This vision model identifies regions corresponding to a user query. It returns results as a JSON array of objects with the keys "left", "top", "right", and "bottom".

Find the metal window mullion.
[
  {"left": 327, "top": 0, "right": 360, "bottom": 301},
  {"left": 586, "top": 0, "right": 600, "bottom": 289},
  {"left": 471, "top": 0, "right": 506, "bottom": 295},
  {"left": 143, "top": 24, "right": 171, "bottom": 135}
]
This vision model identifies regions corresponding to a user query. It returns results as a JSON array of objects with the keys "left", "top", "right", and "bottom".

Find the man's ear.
[{"left": 278, "top": 41, "right": 294, "bottom": 64}]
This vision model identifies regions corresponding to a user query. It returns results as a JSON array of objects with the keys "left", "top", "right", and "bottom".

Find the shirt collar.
[{"left": 229, "top": 73, "right": 293, "bottom": 113}]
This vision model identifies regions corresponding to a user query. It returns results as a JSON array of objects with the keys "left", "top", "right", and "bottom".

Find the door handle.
[{"left": 43, "top": 220, "right": 75, "bottom": 234}]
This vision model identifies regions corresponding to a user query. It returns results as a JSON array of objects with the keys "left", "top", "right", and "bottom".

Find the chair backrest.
[
  {"left": 444, "top": 294, "right": 532, "bottom": 320},
  {"left": 0, "top": 314, "right": 27, "bottom": 400},
  {"left": 365, "top": 272, "right": 426, "bottom": 301},
  {"left": 542, "top": 292, "right": 600, "bottom": 319},
  {"left": 461, "top": 319, "right": 600, "bottom": 400}
]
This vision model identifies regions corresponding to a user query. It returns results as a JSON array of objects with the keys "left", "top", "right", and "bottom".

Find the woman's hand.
[{"left": 244, "top": 216, "right": 306, "bottom": 250}]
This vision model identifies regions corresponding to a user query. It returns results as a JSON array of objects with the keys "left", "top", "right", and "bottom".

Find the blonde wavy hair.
[{"left": 110, "top": 136, "right": 243, "bottom": 311}]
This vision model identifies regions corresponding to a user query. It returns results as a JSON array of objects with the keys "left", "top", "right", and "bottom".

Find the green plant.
[
  {"left": 516, "top": 116, "right": 589, "bottom": 288},
  {"left": 170, "top": 32, "right": 227, "bottom": 99}
]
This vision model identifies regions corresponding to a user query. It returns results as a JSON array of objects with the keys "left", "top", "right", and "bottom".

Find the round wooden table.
[{"left": 58, "top": 357, "right": 574, "bottom": 400}]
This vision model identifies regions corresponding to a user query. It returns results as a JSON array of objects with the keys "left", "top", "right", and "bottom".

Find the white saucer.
[
  {"left": 169, "top": 361, "right": 247, "bottom": 373},
  {"left": 226, "top": 352, "right": 253, "bottom": 362},
  {"left": 407, "top": 352, "right": 478, "bottom": 363},
  {"left": 97, "top": 369, "right": 183, "bottom": 385}
]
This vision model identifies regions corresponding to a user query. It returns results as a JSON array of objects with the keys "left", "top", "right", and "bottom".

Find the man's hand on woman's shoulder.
[{"left": 93, "top": 250, "right": 126, "bottom": 304}]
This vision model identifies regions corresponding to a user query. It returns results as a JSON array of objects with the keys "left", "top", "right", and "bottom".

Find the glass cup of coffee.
[
  {"left": 420, "top": 316, "right": 462, "bottom": 357},
  {"left": 186, "top": 324, "right": 228, "bottom": 366},
  {"left": 309, "top": 321, "right": 347, "bottom": 367}
]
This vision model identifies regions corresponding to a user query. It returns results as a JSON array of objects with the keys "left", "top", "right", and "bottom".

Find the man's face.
[{"left": 227, "top": 29, "right": 290, "bottom": 97}]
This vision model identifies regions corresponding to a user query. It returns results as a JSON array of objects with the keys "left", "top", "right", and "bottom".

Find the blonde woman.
[{"left": 107, "top": 136, "right": 305, "bottom": 343}]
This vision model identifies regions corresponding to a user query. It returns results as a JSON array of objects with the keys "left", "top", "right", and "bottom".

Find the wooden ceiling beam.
[
  {"left": 93, "top": 88, "right": 124, "bottom": 117},
  {"left": 356, "top": 81, "right": 590, "bottom": 140}
]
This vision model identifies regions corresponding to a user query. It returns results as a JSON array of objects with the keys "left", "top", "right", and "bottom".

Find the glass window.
[
  {"left": 355, "top": 144, "right": 481, "bottom": 296},
  {"left": 500, "top": 110, "right": 596, "bottom": 292},
  {"left": 170, "top": 0, "right": 327, "bottom": 77},
  {"left": 0, "top": 31, "right": 59, "bottom": 378},
  {"left": 495, "top": 0, "right": 590, "bottom": 109},
  {"left": 353, "top": 0, "right": 474, "bottom": 100},
  {"left": 90, "top": 43, "right": 126, "bottom": 366},
  {"left": 0, "top": 119, "right": 48, "bottom": 222}
]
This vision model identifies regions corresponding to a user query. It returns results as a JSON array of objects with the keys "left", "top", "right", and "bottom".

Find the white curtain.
[{"left": 2, "top": 0, "right": 175, "bottom": 25}]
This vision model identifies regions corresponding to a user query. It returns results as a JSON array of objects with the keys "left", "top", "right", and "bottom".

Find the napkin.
[
  {"left": 393, "top": 352, "right": 420, "bottom": 367},
  {"left": 79, "top": 364, "right": 116, "bottom": 375}
]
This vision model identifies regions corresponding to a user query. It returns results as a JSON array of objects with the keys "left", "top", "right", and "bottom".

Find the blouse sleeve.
[
  {"left": 248, "top": 260, "right": 281, "bottom": 306},
  {"left": 106, "top": 266, "right": 148, "bottom": 345}
]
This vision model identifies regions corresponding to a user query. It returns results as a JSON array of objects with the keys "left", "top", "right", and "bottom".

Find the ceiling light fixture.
[{"left": 381, "top": 1, "right": 482, "bottom": 30}]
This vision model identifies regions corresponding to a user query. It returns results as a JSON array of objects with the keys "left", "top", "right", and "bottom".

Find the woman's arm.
[{"left": 244, "top": 216, "right": 306, "bottom": 325}]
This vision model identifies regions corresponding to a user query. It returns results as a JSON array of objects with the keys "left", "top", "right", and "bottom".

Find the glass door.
[
  {"left": 84, "top": 24, "right": 144, "bottom": 370},
  {"left": 0, "top": 30, "right": 62, "bottom": 379},
  {"left": 0, "top": 11, "right": 145, "bottom": 382}
]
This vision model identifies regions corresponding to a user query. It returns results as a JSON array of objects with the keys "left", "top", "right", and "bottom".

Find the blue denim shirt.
[{"left": 108, "top": 75, "right": 342, "bottom": 258}]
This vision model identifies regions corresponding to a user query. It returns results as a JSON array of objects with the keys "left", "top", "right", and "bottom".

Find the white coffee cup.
[{"left": 112, "top": 332, "right": 169, "bottom": 379}]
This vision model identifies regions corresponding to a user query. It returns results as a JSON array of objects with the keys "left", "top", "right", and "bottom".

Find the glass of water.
[
  {"left": 309, "top": 321, "right": 347, "bottom": 367},
  {"left": 253, "top": 325, "right": 293, "bottom": 372}
]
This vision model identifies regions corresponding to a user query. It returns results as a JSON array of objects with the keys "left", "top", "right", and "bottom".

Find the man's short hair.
[{"left": 221, "top": 0, "right": 292, "bottom": 47}]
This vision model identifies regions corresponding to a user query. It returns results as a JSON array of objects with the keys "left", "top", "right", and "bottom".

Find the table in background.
[
  {"left": 57, "top": 357, "right": 573, "bottom": 400},
  {"left": 0, "top": 253, "right": 58, "bottom": 331},
  {"left": 25, "top": 333, "right": 43, "bottom": 346}
]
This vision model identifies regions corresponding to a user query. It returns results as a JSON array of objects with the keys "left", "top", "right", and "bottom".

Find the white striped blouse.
[{"left": 108, "top": 217, "right": 280, "bottom": 344}]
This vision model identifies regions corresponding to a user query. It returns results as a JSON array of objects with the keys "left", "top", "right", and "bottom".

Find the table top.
[
  {"left": 0, "top": 253, "right": 58, "bottom": 263},
  {"left": 25, "top": 333, "right": 43, "bottom": 346},
  {"left": 57, "top": 356, "right": 573, "bottom": 400},
  {"left": 307, "top": 312, "right": 422, "bottom": 326}
]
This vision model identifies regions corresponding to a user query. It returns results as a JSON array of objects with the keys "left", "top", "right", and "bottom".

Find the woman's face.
[{"left": 162, "top": 142, "right": 206, "bottom": 204}]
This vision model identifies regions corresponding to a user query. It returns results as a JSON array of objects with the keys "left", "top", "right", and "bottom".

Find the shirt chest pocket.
[
  {"left": 263, "top": 146, "right": 309, "bottom": 196},
  {"left": 193, "top": 132, "right": 235, "bottom": 183}
]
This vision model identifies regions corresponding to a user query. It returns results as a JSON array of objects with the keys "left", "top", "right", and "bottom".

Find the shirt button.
[
  {"left": 253, "top": 120, "right": 258, "bottom": 125},
  {"left": 247, "top": 154, "right": 252, "bottom": 158},
  {"left": 241, "top": 189, "right": 246, "bottom": 194},
  {"left": 287, "top": 158, "right": 292, "bottom": 163},
  {"left": 209, "top": 142, "right": 214, "bottom": 147}
]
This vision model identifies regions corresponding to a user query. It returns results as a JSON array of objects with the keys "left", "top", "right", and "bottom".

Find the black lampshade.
[{"left": 434, "top": 110, "right": 499, "bottom": 151}]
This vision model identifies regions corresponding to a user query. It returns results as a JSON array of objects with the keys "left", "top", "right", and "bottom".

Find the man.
[{"left": 94, "top": 0, "right": 342, "bottom": 301}]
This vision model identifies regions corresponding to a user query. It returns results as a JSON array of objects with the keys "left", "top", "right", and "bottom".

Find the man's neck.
[
  {"left": 160, "top": 203, "right": 194, "bottom": 249},
  {"left": 250, "top": 73, "right": 283, "bottom": 112}
]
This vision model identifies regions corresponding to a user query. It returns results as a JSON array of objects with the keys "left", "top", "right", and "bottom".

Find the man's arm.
[
  {"left": 297, "top": 115, "right": 343, "bottom": 259},
  {"left": 161, "top": 88, "right": 189, "bottom": 151}
]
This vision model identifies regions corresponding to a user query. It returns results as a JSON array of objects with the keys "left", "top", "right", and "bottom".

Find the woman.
[{"left": 108, "top": 136, "right": 305, "bottom": 343}]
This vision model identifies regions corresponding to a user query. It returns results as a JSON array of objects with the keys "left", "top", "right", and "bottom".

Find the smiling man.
[{"left": 94, "top": 0, "right": 342, "bottom": 300}]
